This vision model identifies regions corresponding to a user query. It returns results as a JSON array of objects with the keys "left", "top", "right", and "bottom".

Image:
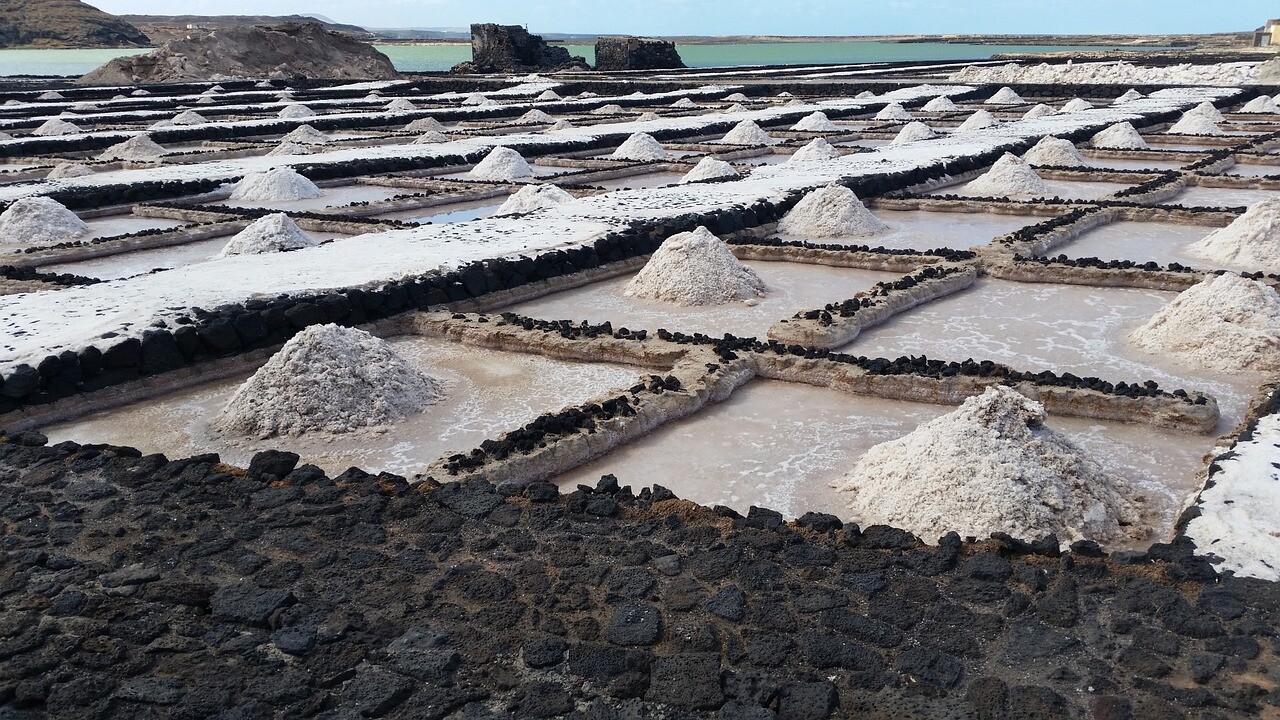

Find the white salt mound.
[
  {"left": 267, "top": 142, "right": 310, "bottom": 157},
  {"left": 1185, "top": 198, "right": 1280, "bottom": 273},
  {"left": 172, "top": 110, "right": 208, "bottom": 125},
  {"left": 386, "top": 98, "right": 417, "bottom": 112},
  {"left": 282, "top": 125, "right": 330, "bottom": 144},
  {"left": 965, "top": 152, "right": 1049, "bottom": 198},
  {"left": 462, "top": 93, "right": 488, "bottom": 105},
  {"left": 1022, "top": 103, "right": 1057, "bottom": 120},
  {"left": 37, "top": 90, "right": 64, "bottom": 101},
  {"left": 536, "top": 90, "right": 562, "bottom": 101},
  {"left": 217, "top": 213, "right": 317, "bottom": 258},
  {"left": 671, "top": 97, "right": 699, "bottom": 108},
  {"left": 149, "top": 119, "right": 175, "bottom": 130},
  {"left": 1241, "top": 95, "right": 1280, "bottom": 114},
  {"left": 792, "top": 111, "right": 838, "bottom": 132},
  {"left": 1091, "top": 122, "right": 1148, "bottom": 150},
  {"left": 1060, "top": 98, "right": 1094, "bottom": 112},
  {"left": 468, "top": 146, "right": 533, "bottom": 181},
  {"left": 230, "top": 167, "right": 323, "bottom": 202},
  {"left": 680, "top": 157, "right": 739, "bottom": 184},
  {"left": 32, "top": 119, "right": 80, "bottom": 136},
  {"left": 611, "top": 133, "right": 673, "bottom": 161},
  {"left": 719, "top": 120, "right": 776, "bottom": 145},
  {"left": 1022, "top": 136, "right": 1086, "bottom": 168},
  {"left": 1116, "top": 89, "right": 1143, "bottom": 102},
  {"left": 216, "top": 324, "right": 445, "bottom": 439},
  {"left": 777, "top": 183, "right": 887, "bottom": 238},
  {"left": 891, "top": 121, "right": 936, "bottom": 144},
  {"left": 405, "top": 117, "right": 446, "bottom": 132},
  {"left": 874, "top": 103, "right": 911, "bottom": 121},
  {"left": 724, "top": 104, "right": 748, "bottom": 113},
  {"left": 921, "top": 96, "right": 958, "bottom": 112},
  {"left": 413, "top": 131, "right": 450, "bottom": 145},
  {"left": 550, "top": 120, "right": 573, "bottom": 130},
  {"left": 98, "top": 134, "right": 165, "bottom": 161},
  {"left": 0, "top": 131, "right": 10, "bottom": 141},
  {"left": 636, "top": 111, "right": 661, "bottom": 122},
  {"left": 1188, "top": 101, "right": 1225, "bottom": 122},
  {"left": 278, "top": 104, "right": 316, "bottom": 119},
  {"left": 1128, "top": 273, "right": 1280, "bottom": 373},
  {"left": 1168, "top": 112, "right": 1224, "bottom": 135},
  {"left": 838, "top": 385, "right": 1147, "bottom": 545},
  {"left": 47, "top": 161, "right": 94, "bottom": 179},
  {"left": 854, "top": 91, "right": 875, "bottom": 99},
  {"left": 0, "top": 196, "right": 89, "bottom": 245},
  {"left": 495, "top": 184, "right": 575, "bottom": 215},
  {"left": 591, "top": 104, "right": 625, "bottom": 115},
  {"left": 517, "top": 109, "right": 555, "bottom": 124},
  {"left": 985, "top": 86, "right": 1024, "bottom": 104},
  {"left": 788, "top": 137, "right": 841, "bottom": 162},
  {"left": 724, "top": 93, "right": 750, "bottom": 102},
  {"left": 624, "top": 226, "right": 766, "bottom": 306},
  {"left": 955, "top": 109, "right": 998, "bottom": 132},
  {"left": 785, "top": 99, "right": 806, "bottom": 107}
]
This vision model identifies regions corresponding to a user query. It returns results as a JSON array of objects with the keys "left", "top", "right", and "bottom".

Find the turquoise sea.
[{"left": 0, "top": 41, "right": 1140, "bottom": 77}]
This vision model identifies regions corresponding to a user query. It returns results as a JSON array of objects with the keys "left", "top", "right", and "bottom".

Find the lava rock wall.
[{"left": 594, "top": 36, "right": 686, "bottom": 71}]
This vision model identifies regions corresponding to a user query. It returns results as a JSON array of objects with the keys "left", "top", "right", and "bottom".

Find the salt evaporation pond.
[
  {"left": 1082, "top": 157, "right": 1189, "bottom": 171},
  {"left": 1224, "top": 163, "right": 1280, "bottom": 178},
  {"left": 505, "top": 262, "right": 900, "bottom": 338},
  {"left": 374, "top": 199, "right": 505, "bottom": 224},
  {"left": 933, "top": 178, "right": 1134, "bottom": 201},
  {"left": 42, "top": 336, "right": 640, "bottom": 477},
  {"left": 213, "top": 183, "right": 408, "bottom": 212},
  {"left": 592, "top": 171, "right": 686, "bottom": 190},
  {"left": 1047, "top": 220, "right": 1249, "bottom": 272},
  {"left": 1167, "top": 186, "right": 1280, "bottom": 208},
  {"left": 776, "top": 208, "right": 1035, "bottom": 250},
  {"left": 85, "top": 215, "right": 186, "bottom": 239}
]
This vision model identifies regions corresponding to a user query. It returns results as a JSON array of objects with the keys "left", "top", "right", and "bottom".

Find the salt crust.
[
  {"left": 1060, "top": 98, "right": 1094, "bottom": 112},
  {"left": 954, "top": 61, "right": 1259, "bottom": 86},
  {"left": 46, "top": 162, "right": 95, "bottom": 179},
  {"left": 874, "top": 103, "right": 911, "bottom": 121},
  {"left": 97, "top": 135, "right": 165, "bottom": 161},
  {"left": 787, "top": 137, "right": 841, "bottom": 162},
  {"left": 1241, "top": 95, "right": 1280, "bottom": 113},
  {"left": 405, "top": 116, "right": 446, "bottom": 132},
  {"left": 984, "top": 86, "right": 1024, "bottom": 104},
  {"left": 468, "top": 146, "right": 533, "bottom": 180},
  {"left": 217, "top": 213, "right": 317, "bottom": 258},
  {"left": 718, "top": 119, "right": 777, "bottom": 145},
  {"left": 230, "top": 167, "right": 323, "bottom": 202},
  {"left": 495, "top": 184, "right": 574, "bottom": 215},
  {"left": 517, "top": 109, "right": 555, "bottom": 124},
  {"left": 964, "top": 152, "right": 1049, "bottom": 197},
  {"left": 1185, "top": 199, "right": 1280, "bottom": 273},
  {"left": 282, "top": 125, "right": 330, "bottom": 144},
  {"left": 1022, "top": 104, "right": 1057, "bottom": 120},
  {"left": 792, "top": 111, "right": 839, "bottom": 132},
  {"left": 1168, "top": 112, "right": 1224, "bottom": 135},
  {"left": 680, "top": 157, "right": 739, "bottom": 183},
  {"left": 838, "top": 385, "right": 1147, "bottom": 544},
  {"left": 32, "top": 119, "right": 80, "bottom": 136},
  {"left": 955, "top": 109, "right": 998, "bottom": 132},
  {"left": 610, "top": 133, "right": 673, "bottom": 161},
  {"left": 0, "top": 196, "right": 89, "bottom": 245},
  {"left": 1091, "top": 122, "right": 1148, "bottom": 149},
  {"left": 267, "top": 142, "right": 310, "bottom": 157},
  {"left": 891, "top": 121, "right": 936, "bottom": 144},
  {"left": 278, "top": 104, "right": 316, "bottom": 119},
  {"left": 623, "top": 226, "right": 766, "bottom": 306},
  {"left": 216, "top": 324, "right": 445, "bottom": 439},
  {"left": 921, "top": 96, "right": 958, "bottom": 112},
  {"left": 1188, "top": 101, "right": 1225, "bottom": 121},
  {"left": 1128, "top": 273, "right": 1280, "bottom": 373},
  {"left": 776, "top": 183, "right": 886, "bottom": 238},
  {"left": 1022, "top": 136, "right": 1086, "bottom": 167}
]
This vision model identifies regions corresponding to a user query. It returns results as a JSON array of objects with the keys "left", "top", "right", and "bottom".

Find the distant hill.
[
  {"left": 0, "top": 0, "right": 150, "bottom": 48},
  {"left": 122, "top": 14, "right": 374, "bottom": 44}
]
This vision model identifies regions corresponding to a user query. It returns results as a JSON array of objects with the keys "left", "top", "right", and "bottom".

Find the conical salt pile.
[
  {"left": 985, "top": 86, "right": 1024, "bottom": 104},
  {"left": 405, "top": 116, "right": 446, "bottom": 132},
  {"left": 468, "top": 146, "right": 533, "bottom": 181},
  {"left": 495, "top": 184, "right": 575, "bottom": 215},
  {"left": 1128, "top": 273, "right": 1280, "bottom": 373},
  {"left": 230, "top": 167, "right": 323, "bottom": 202},
  {"left": 97, "top": 134, "right": 165, "bottom": 161},
  {"left": 267, "top": 142, "right": 310, "bottom": 157},
  {"left": 0, "top": 131, "right": 11, "bottom": 141},
  {"left": 282, "top": 124, "right": 330, "bottom": 144},
  {"left": 1060, "top": 98, "right": 1094, "bottom": 112},
  {"left": 536, "top": 89, "right": 562, "bottom": 101},
  {"left": 838, "top": 385, "right": 1147, "bottom": 544},
  {"left": 171, "top": 110, "right": 208, "bottom": 125},
  {"left": 1185, "top": 198, "right": 1280, "bottom": 273},
  {"left": 671, "top": 97, "right": 699, "bottom": 108},
  {"left": 955, "top": 109, "right": 998, "bottom": 132},
  {"left": 724, "top": 92, "right": 750, "bottom": 102},
  {"left": 891, "top": 121, "right": 936, "bottom": 144},
  {"left": 1091, "top": 122, "right": 1148, "bottom": 149},
  {"left": 1116, "top": 89, "right": 1143, "bottom": 102},
  {"left": 517, "top": 109, "right": 555, "bottom": 124},
  {"left": 216, "top": 324, "right": 445, "bottom": 438},
  {"left": 591, "top": 104, "right": 625, "bottom": 115},
  {"left": 680, "top": 157, "right": 739, "bottom": 184},
  {"left": 611, "top": 133, "right": 673, "bottom": 161},
  {"left": 965, "top": 152, "right": 1050, "bottom": 198},
  {"left": 32, "top": 119, "right": 80, "bottom": 136},
  {"left": 1241, "top": 95, "right": 1280, "bottom": 114},
  {"left": 278, "top": 104, "right": 316, "bottom": 119},
  {"left": 37, "top": 90, "right": 64, "bottom": 101},
  {"left": 636, "top": 111, "right": 661, "bottom": 122},
  {"left": 1022, "top": 136, "right": 1086, "bottom": 168},
  {"left": 462, "top": 93, "right": 488, "bottom": 105},
  {"left": 777, "top": 183, "right": 887, "bottom": 238},
  {"left": 719, "top": 119, "right": 776, "bottom": 145},
  {"left": 1168, "top": 112, "right": 1224, "bottom": 135},
  {"left": 1022, "top": 103, "right": 1057, "bottom": 120},
  {"left": 788, "top": 137, "right": 841, "bottom": 162},
  {"left": 217, "top": 213, "right": 317, "bottom": 258},
  {"left": 413, "top": 131, "right": 450, "bottom": 144},
  {"left": 874, "top": 103, "right": 911, "bottom": 121},
  {"left": 624, "top": 226, "right": 766, "bottom": 306},
  {"left": 0, "top": 196, "right": 90, "bottom": 245},
  {"left": 922, "top": 96, "right": 958, "bottom": 112},
  {"left": 550, "top": 120, "right": 572, "bottom": 130},
  {"left": 47, "top": 161, "right": 94, "bottom": 179},
  {"left": 854, "top": 91, "right": 875, "bottom": 99},
  {"left": 386, "top": 98, "right": 417, "bottom": 112},
  {"left": 1188, "top": 101, "right": 1225, "bottom": 122},
  {"left": 792, "top": 111, "right": 839, "bottom": 132}
]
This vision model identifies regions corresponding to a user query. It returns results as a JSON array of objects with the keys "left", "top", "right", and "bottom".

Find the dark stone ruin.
[
  {"left": 594, "top": 36, "right": 686, "bottom": 71},
  {"left": 452, "top": 23, "right": 589, "bottom": 73}
]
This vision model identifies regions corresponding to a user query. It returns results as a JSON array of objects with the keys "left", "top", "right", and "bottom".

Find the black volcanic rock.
[
  {"left": 594, "top": 36, "right": 685, "bottom": 71},
  {"left": 453, "top": 22, "right": 589, "bottom": 73},
  {"left": 0, "top": 0, "right": 149, "bottom": 49}
]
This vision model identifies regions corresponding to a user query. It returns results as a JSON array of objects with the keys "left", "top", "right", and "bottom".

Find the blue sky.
[{"left": 93, "top": 0, "right": 1276, "bottom": 36}]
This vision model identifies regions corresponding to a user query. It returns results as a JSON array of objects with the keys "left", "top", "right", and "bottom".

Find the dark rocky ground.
[{"left": 0, "top": 432, "right": 1276, "bottom": 719}]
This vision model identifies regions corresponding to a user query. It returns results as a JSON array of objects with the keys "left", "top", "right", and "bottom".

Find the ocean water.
[{"left": 0, "top": 41, "right": 1134, "bottom": 77}]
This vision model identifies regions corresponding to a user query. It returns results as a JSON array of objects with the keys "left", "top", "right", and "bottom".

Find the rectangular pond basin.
[
  {"left": 840, "top": 277, "right": 1264, "bottom": 435},
  {"left": 502, "top": 261, "right": 901, "bottom": 339},
  {"left": 777, "top": 208, "right": 1037, "bottom": 251},
  {"left": 590, "top": 171, "right": 686, "bottom": 191},
  {"left": 437, "top": 165, "right": 574, "bottom": 181},
  {"left": 931, "top": 178, "right": 1131, "bottom": 201},
  {"left": 1044, "top": 220, "right": 1249, "bottom": 272},
  {"left": 86, "top": 215, "right": 187, "bottom": 239},
  {"left": 1224, "top": 164, "right": 1280, "bottom": 178},
  {"left": 373, "top": 198, "right": 506, "bottom": 224},
  {"left": 212, "top": 184, "right": 409, "bottom": 213},
  {"left": 41, "top": 336, "right": 642, "bottom": 478},
  {"left": 1167, "top": 186, "right": 1280, "bottom": 208},
  {"left": 1083, "top": 157, "right": 1188, "bottom": 172},
  {"left": 553, "top": 377, "right": 1211, "bottom": 549}
]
